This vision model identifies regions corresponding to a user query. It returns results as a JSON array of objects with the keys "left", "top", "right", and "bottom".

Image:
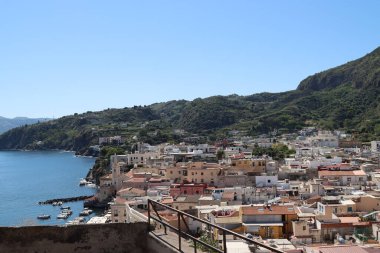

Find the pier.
[{"left": 38, "top": 195, "right": 94, "bottom": 205}]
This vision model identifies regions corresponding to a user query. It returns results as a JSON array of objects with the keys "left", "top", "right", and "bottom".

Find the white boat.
[
  {"left": 79, "top": 178, "right": 88, "bottom": 186},
  {"left": 62, "top": 209, "right": 73, "bottom": 215},
  {"left": 79, "top": 210, "right": 91, "bottom": 216},
  {"left": 66, "top": 217, "right": 86, "bottom": 225},
  {"left": 37, "top": 214, "right": 51, "bottom": 220},
  {"left": 57, "top": 213, "right": 69, "bottom": 219},
  {"left": 86, "top": 183, "right": 97, "bottom": 188}
]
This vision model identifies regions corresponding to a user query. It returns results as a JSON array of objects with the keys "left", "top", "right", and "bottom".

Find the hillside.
[
  {"left": 0, "top": 47, "right": 379, "bottom": 152},
  {"left": 0, "top": 117, "right": 50, "bottom": 134}
]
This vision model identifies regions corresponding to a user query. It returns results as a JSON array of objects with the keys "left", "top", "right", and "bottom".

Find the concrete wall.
[{"left": 0, "top": 223, "right": 151, "bottom": 253}]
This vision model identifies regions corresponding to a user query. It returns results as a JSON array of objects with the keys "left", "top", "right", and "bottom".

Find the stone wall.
[{"left": 0, "top": 223, "right": 150, "bottom": 253}]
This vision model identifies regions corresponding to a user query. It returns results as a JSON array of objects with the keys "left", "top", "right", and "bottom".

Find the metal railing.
[{"left": 147, "top": 199, "right": 284, "bottom": 253}]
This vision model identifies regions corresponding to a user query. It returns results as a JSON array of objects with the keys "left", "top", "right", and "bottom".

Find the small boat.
[
  {"left": 79, "top": 178, "right": 88, "bottom": 186},
  {"left": 66, "top": 217, "right": 86, "bottom": 225},
  {"left": 37, "top": 214, "right": 51, "bottom": 220},
  {"left": 60, "top": 206, "right": 71, "bottom": 210},
  {"left": 85, "top": 183, "right": 97, "bottom": 188},
  {"left": 57, "top": 213, "right": 69, "bottom": 219},
  {"left": 79, "top": 210, "right": 91, "bottom": 216},
  {"left": 62, "top": 209, "right": 73, "bottom": 215}
]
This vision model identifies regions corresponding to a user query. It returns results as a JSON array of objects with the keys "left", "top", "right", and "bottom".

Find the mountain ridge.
[{"left": 0, "top": 46, "right": 379, "bottom": 151}]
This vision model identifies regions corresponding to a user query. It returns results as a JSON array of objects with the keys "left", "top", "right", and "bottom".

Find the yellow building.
[
  {"left": 229, "top": 158, "right": 266, "bottom": 175},
  {"left": 165, "top": 165, "right": 188, "bottom": 183},
  {"left": 239, "top": 205, "right": 298, "bottom": 239},
  {"left": 165, "top": 162, "right": 222, "bottom": 185}
]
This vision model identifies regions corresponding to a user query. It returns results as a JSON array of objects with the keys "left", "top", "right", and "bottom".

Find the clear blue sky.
[{"left": 1, "top": 1, "right": 379, "bottom": 118}]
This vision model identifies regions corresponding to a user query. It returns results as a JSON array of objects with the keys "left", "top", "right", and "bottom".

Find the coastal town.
[{"left": 73, "top": 128, "right": 380, "bottom": 252}]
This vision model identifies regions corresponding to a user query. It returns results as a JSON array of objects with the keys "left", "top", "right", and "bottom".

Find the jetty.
[{"left": 38, "top": 195, "right": 94, "bottom": 205}]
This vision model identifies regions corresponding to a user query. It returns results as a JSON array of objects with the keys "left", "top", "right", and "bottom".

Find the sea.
[{"left": 0, "top": 150, "right": 98, "bottom": 226}]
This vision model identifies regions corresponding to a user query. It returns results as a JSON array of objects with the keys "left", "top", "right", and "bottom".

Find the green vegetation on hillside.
[{"left": 0, "top": 46, "right": 379, "bottom": 154}]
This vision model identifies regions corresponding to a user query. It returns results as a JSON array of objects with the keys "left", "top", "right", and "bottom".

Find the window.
[
  {"left": 201, "top": 179, "right": 204, "bottom": 183},
  {"left": 201, "top": 172, "right": 204, "bottom": 175},
  {"left": 303, "top": 226, "right": 306, "bottom": 231},
  {"left": 170, "top": 171, "right": 173, "bottom": 174},
  {"left": 359, "top": 177, "right": 363, "bottom": 181},
  {"left": 348, "top": 207, "right": 353, "bottom": 212},
  {"left": 268, "top": 180, "right": 271, "bottom": 183},
  {"left": 347, "top": 177, "right": 351, "bottom": 182},
  {"left": 178, "top": 171, "right": 181, "bottom": 174}
]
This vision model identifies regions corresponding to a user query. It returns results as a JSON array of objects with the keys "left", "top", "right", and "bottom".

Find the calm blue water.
[{"left": 0, "top": 151, "right": 97, "bottom": 226}]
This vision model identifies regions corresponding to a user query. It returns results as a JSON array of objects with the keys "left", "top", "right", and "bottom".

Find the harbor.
[{"left": 0, "top": 151, "right": 98, "bottom": 226}]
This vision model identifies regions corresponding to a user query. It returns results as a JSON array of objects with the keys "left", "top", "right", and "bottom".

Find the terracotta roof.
[
  {"left": 221, "top": 192, "right": 235, "bottom": 201},
  {"left": 126, "top": 177, "right": 146, "bottom": 183},
  {"left": 161, "top": 197, "right": 174, "bottom": 204},
  {"left": 305, "top": 195, "right": 321, "bottom": 204},
  {"left": 339, "top": 217, "right": 359, "bottom": 223},
  {"left": 241, "top": 205, "right": 297, "bottom": 215},
  {"left": 319, "top": 170, "right": 366, "bottom": 177},
  {"left": 318, "top": 245, "right": 370, "bottom": 253},
  {"left": 114, "top": 197, "right": 127, "bottom": 205},
  {"left": 117, "top": 187, "right": 146, "bottom": 196}
]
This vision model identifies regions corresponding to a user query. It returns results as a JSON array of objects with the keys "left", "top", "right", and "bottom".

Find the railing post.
[
  {"left": 147, "top": 200, "right": 151, "bottom": 231},
  {"left": 178, "top": 213, "right": 181, "bottom": 252},
  {"left": 223, "top": 230, "right": 227, "bottom": 253}
]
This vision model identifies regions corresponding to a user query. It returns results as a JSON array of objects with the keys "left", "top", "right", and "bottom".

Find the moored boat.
[
  {"left": 37, "top": 214, "right": 51, "bottom": 220},
  {"left": 57, "top": 213, "right": 69, "bottom": 219},
  {"left": 79, "top": 178, "right": 88, "bottom": 186},
  {"left": 62, "top": 209, "right": 73, "bottom": 215}
]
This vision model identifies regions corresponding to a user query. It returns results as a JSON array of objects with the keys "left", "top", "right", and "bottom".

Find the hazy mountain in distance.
[{"left": 0, "top": 117, "right": 50, "bottom": 134}]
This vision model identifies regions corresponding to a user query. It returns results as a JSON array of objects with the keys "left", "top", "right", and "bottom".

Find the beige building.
[
  {"left": 317, "top": 199, "right": 356, "bottom": 217},
  {"left": 229, "top": 158, "right": 266, "bottom": 175},
  {"left": 110, "top": 197, "right": 127, "bottom": 223},
  {"left": 187, "top": 166, "right": 220, "bottom": 185},
  {"left": 318, "top": 170, "right": 367, "bottom": 187},
  {"left": 165, "top": 165, "right": 188, "bottom": 183},
  {"left": 165, "top": 162, "right": 222, "bottom": 185},
  {"left": 98, "top": 175, "right": 114, "bottom": 202},
  {"left": 354, "top": 195, "right": 380, "bottom": 212},
  {"left": 173, "top": 195, "right": 201, "bottom": 211}
]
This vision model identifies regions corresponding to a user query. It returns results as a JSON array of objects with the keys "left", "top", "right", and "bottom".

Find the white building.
[
  {"left": 255, "top": 175, "right": 278, "bottom": 187},
  {"left": 371, "top": 141, "right": 380, "bottom": 153}
]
